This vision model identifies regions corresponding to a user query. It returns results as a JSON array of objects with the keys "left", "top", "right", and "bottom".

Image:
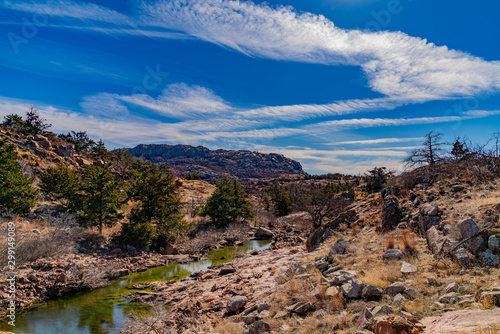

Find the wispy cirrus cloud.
[
  {"left": 4, "top": 0, "right": 500, "bottom": 106},
  {"left": 2, "top": 0, "right": 135, "bottom": 25},
  {"left": 82, "top": 83, "right": 233, "bottom": 120},
  {"left": 331, "top": 137, "right": 426, "bottom": 145}
]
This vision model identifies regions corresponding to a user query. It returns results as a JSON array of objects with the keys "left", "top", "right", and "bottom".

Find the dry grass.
[
  {"left": 457, "top": 325, "right": 500, "bottom": 334},
  {"left": 399, "top": 229, "right": 418, "bottom": 254},
  {"left": 0, "top": 215, "right": 81, "bottom": 268},
  {"left": 122, "top": 307, "right": 176, "bottom": 334},
  {"left": 385, "top": 232, "right": 395, "bottom": 250},
  {"left": 212, "top": 320, "right": 246, "bottom": 334},
  {"left": 360, "top": 262, "right": 401, "bottom": 288}
]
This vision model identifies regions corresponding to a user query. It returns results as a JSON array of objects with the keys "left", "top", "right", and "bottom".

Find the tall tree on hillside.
[
  {"left": 73, "top": 165, "right": 124, "bottom": 234},
  {"left": 202, "top": 176, "right": 254, "bottom": 228},
  {"left": 126, "top": 162, "right": 189, "bottom": 245},
  {"left": 0, "top": 139, "right": 38, "bottom": 214},
  {"left": 404, "top": 131, "right": 445, "bottom": 167}
]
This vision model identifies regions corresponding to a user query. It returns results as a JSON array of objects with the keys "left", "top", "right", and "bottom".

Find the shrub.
[
  {"left": 57, "top": 131, "right": 95, "bottom": 154},
  {"left": 365, "top": 166, "right": 393, "bottom": 193},
  {"left": 122, "top": 221, "right": 156, "bottom": 249},
  {"left": 40, "top": 163, "right": 79, "bottom": 205},
  {"left": 185, "top": 172, "right": 200, "bottom": 180}
]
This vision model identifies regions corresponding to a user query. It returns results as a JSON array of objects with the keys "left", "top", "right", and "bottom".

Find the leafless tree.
[{"left": 404, "top": 131, "right": 446, "bottom": 167}]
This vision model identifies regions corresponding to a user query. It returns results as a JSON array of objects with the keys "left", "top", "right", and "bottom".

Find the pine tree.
[
  {"left": 40, "top": 163, "right": 79, "bottom": 208},
  {"left": 268, "top": 181, "right": 292, "bottom": 217},
  {"left": 202, "top": 176, "right": 254, "bottom": 228},
  {"left": 127, "top": 162, "right": 189, "bottom": 245},
  {"left": 0, "top": 139, "right": 38, "bottom": 214},
  {"left": 73, "top": 165, "right": 124, "bottom": 234}
]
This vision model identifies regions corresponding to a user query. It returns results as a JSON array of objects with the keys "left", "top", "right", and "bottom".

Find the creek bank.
[
  {"left": 0, "top": 251, "right": 194, "bottom": 320},
  {"left": 121, "top": 246, "right": 304, "bottom": 333}
]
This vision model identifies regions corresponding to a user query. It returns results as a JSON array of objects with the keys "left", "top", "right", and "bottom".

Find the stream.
[{"left": 0, "top": 239, "right": 272, "bottom": 334}]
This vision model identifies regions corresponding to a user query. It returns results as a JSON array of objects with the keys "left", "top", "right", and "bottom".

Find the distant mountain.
[{"left": 121, "top": 144, "right": 306, "bottom": 180}]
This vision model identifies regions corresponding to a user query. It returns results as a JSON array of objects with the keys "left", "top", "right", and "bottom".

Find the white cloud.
[
  {"left": 140, "top": 0, "right": 500, "bottom": 101},
  {"left": 5, "top": 0, "right": 499, "bottom": 106},
  {"left": 331, "top": 137, "right": 426, "bottom": 145},
  {"left": 2, "top": 0, "right": 135, "bottom": 25}
]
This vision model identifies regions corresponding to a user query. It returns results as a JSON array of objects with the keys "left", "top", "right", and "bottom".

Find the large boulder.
[
  {"left": 227, "top": 296, "right": 247, "bottom": 313},
  {"left": 419, "top": 204, "right": 440, "bottom": 234},
  {"left": 425, "top": 226, "right": 455, "bottom": 255},
  {"left": 362, "top": 285, "right": 383, "bottom": 299},
  {"left": 385, "top": 282, "right": 405, "bottom": 297},
  {"left": 341, "top": 279, "right": 364, "bottom": 299},
  {"left": 488, "top": 235, "right": 500, "bottom": 253},
  {"left": 306, "top": 227, "right": 323, "bottom": 251},
  {"left": 382, "top": 249, "right": 404, "bottom": 261},
  {"left": 382, "top": 196, "right": 402, "bottom": 232},
  {"left": 255, "top": 227, "right": 274, "bottom": 240},
  {"left": 327, "top": 239, "right": 350, "bottom": 260},
  {"left": 458, "top": 219, "right": 487, "bottom": 254}
]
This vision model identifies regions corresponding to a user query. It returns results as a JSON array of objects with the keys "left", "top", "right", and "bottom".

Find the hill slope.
[{"left": 121, "top": 144, "right": 306, "bottom": 180}]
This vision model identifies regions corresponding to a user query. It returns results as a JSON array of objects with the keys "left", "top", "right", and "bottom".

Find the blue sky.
[{"left": 0, "top": 0, "right": 499, "bottom": 174}]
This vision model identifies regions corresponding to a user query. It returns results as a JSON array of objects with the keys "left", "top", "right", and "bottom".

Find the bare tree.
[
  {"left": 293, "top": 187, "right": 351, "bottom": 229},
  {"left": 404, "top": 131, "right": 445, "bottom": 167}
]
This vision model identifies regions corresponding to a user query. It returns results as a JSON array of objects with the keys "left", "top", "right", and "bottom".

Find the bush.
[
  {"left": 184, "top": 172, "right": 200, "bottom": 180},
  {"left": 58, "top": 131, "right": 95, "bottom": 154},
  {"left": 365, "top": 166, "right": 393, "bottom": 193},
  {"left": 0, "top": 139, "right": 38, "bottom": 214},
  {"left": 201, "top": 176, "right": 254, "bottom": 228},
  {"left": 122, "top": 222, "right": 156, "bottom": 249},
  {"left": 40, "top": 163, "right": 79, "bottom": 204}
]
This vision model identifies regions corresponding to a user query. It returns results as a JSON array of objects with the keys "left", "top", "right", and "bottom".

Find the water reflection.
[{"left": 0, "top": 240, "right": 271, "bottom": 334}]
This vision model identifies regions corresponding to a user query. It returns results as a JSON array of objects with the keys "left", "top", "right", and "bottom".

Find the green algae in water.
[{"left": 0, "top": 239, "right": 271, "bottom": 334}]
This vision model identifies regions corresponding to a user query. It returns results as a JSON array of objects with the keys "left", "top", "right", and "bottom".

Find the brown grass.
[
  {"left": 384, "top": 232, "right": 395, "bottom": 250},
  {"left": 399, "top": 229, "right": 418, "bottom": 254},
  {"left": 213, "top": 320, "right": 246, "bottom": 334}
]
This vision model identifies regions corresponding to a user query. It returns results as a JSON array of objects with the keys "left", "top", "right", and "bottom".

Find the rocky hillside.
[{"left": 121, "top": 144, "right": 306, "bottom": 180}]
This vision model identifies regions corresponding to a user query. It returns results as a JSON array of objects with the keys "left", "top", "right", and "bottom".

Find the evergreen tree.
[
  {"left": 127, "top": 162, "right": 189, "bottom": 245},
  {"left": 451, "top": 137, "right": 470, "bottom": 160},
  {"left": 0, "top": 139, "right": 38, "bottom": 214},
  {"left": 202, "top": 176, "right": 254, "bottom": 228},
  {"left": 365, "top": 167, "right": 393, "bottom": 192},
  {"left": 91, "top": 139, "right": 111, "bottom": 160},
  {"left": 24, "top": 106, "right": 51, "bottom": 134},
  {"left": 2, "top": 106, "right": 51, "bottom": 134},
  {"left": 73, "top": 165, "right": 124, "bottom": 234},
  {"left": 40, "top": 163, "right": 79, "bottom": 208},
  {"left": 58, "top": 131, "right": 95, "bottom": 154},
  {"left": 268, "top": 181, "right": 292, "bottom": 217}
]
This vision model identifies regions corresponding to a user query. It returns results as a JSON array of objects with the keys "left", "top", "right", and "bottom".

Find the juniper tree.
[
  {"left": 74, "top": 165, "right": 124, "bottom": 234},
  {"left": 0, "top": 139, "right": 38, "bottom": 214},
  {"left": 202, "top": 176, "right": 254, "bottom": 228},
  {"left": 126, "top": 162, "right": 189, "bottom": 245}
]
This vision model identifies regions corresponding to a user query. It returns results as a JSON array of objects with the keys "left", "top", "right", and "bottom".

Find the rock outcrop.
[{"left": 121, "top": 144, "right": 306, "bottom": 180}]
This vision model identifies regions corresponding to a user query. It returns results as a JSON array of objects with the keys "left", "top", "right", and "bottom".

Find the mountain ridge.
[{"left": 120, "top": 143, "right": 306, "bottom": 180}]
